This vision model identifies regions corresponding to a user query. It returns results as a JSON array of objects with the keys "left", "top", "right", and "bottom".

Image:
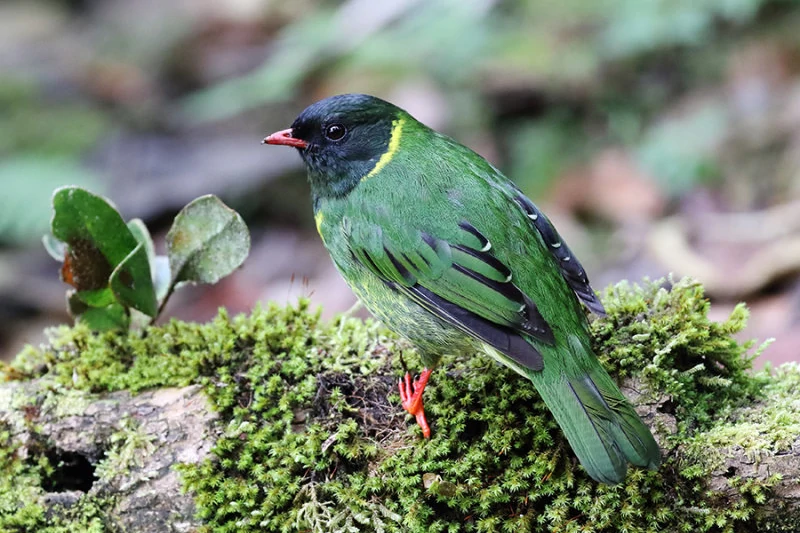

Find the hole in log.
[{"left": 42, "top": 449, "right": 96, "bottom": 493}]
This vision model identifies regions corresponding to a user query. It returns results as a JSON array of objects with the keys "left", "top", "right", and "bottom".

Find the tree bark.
[{"left": 1, "top": 381, "right": 216, "bottom": 532}]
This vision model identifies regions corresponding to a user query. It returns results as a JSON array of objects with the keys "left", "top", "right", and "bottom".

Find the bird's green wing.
[
  {"left": 512, "top": 192, "right": 606, "bottom": 316},
  {"left": 344, "top": 215, "right": 554, "bottom": 371}
]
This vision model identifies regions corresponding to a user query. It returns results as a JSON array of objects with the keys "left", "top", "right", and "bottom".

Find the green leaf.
[
  {"left": 78, "top": 303, "right": 131, "bottom": 331},
  {"left": 166, "top": 195, "right": 250, "bottom": 285},
  {"left": 66, "top": 290, "right": 88, "bottom": 317},
  {"left": 75, "top": 288, "right": 117, "bottom": 308},
  {"left": 51, "top": 187, "right": 158, "bottom": 317},
  {"left": 127, "top": 219, "right": 156, "bottom": 264},
  {"left": 128, "top": 218, "right": 172, "bottom": 304},
  {"left": 110, "top": 243, "right": 159, "bottom": 317},
  {"left": 66, "top": 291, "right": 129, "bottom": 331}
]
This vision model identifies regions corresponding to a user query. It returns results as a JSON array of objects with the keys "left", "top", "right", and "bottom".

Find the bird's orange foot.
[{"left": 398, "top": 368, "right": 432, "bottom": 438}]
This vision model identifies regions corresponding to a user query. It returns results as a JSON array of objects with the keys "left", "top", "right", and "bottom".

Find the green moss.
[
  {"left": 592, "top": 277, "right": 770, "bottom": 432},
  {"left": 1, "top": 278, "right": 793, "bottom": 532}
]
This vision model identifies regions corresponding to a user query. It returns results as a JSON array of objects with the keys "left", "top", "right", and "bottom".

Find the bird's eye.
[{"left": 324, "top": 123, "right": 346, "bottom": 141}]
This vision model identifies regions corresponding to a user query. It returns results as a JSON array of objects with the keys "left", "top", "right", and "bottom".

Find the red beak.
[{"left": 262, "top": 128, "right": 308, "bottom": 149}]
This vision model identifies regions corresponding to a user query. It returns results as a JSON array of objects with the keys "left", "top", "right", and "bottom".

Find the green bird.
[{"left": 263, "top": 94, "right": 660, "bottom": 484}]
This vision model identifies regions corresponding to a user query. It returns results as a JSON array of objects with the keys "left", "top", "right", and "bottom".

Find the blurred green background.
[{"left": 1, "top": 0, "right": 799, "bottom": 366}]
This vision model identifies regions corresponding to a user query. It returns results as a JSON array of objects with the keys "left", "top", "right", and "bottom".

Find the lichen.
[
  {"left": 94, "top": 416, "right": 156, "bottom": 486},
  {"left": 1, "top": 278, "right": 795, "bottom": 532},
  {"left": 689, "top": 363, "right": 800, "bottom": 455}
]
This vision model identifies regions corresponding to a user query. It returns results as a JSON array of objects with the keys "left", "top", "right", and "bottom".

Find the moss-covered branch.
[{"left": 0, "top": 277, "right": 797, "bottom": 533}]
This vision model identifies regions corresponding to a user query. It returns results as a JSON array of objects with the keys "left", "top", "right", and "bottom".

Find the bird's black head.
[{"left": 264, "top": 93, "right": 403, "bottom": 199}]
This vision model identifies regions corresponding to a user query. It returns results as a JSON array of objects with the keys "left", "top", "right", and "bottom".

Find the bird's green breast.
[{"left": 316, "top": 196, "right": 475, "bottom": 360}]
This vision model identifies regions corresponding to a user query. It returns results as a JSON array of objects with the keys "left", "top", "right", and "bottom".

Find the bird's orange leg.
[{"left": 398, "top": 368, "right": 432, "bottom": 438}]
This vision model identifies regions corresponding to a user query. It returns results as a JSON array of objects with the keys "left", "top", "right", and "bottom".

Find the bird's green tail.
[{"left": 530, "top": 337, "right": 661, "bottom": 484}]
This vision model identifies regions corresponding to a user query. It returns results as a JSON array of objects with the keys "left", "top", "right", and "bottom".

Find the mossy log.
[{"left": 0, "top": 277, "right": 798, "bottom": 533}]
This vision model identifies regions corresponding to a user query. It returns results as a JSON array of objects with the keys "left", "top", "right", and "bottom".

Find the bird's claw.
[{"left": 398, "top": 368, "right": 432, "bottom": 438}]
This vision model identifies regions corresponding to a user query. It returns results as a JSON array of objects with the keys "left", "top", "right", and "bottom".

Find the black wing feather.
[
  {"left": 514, "top": 194, "right": 606, "bottom": 316},
  {"left": 408, "top": 285, "right": 544, "bottom": 371}
]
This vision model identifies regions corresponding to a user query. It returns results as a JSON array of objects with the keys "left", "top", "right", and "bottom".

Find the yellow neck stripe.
[
  {"left": 363, "top": 117, "right": 405, "bottom": 181},
  {"left": 314, "top": 211, "right": 324, "bottom": 239}
]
